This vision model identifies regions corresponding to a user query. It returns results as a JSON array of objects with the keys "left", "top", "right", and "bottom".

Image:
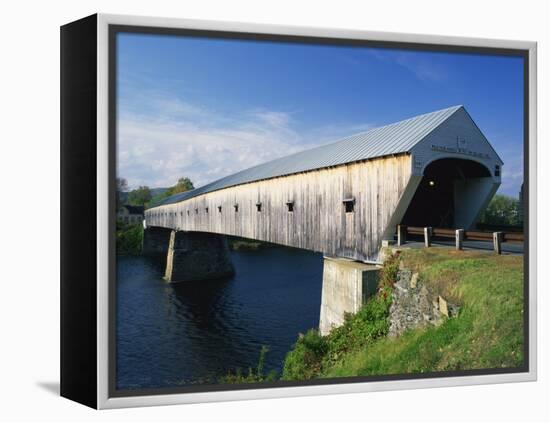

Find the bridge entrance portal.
[{"left": 401, "top": 158, "right": 493, "bottom": 229}]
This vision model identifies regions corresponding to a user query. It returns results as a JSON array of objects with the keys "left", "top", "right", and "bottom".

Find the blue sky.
[{"left": 117, "top": 32, "right": 524, "bottom": 196}]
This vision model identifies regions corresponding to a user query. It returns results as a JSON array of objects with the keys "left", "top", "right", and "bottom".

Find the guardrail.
[{"left": 396, "top": 225, "right": 524, "bottom": 254}]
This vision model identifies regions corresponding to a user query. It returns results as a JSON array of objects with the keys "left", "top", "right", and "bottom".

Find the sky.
[{"left": 117, "top": 32, "right": 524, "bottom": 197}]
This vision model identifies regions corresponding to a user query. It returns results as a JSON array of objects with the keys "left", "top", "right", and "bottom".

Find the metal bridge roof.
[{"left": 151, "top": 105, "right": 463, "bottom": 207}]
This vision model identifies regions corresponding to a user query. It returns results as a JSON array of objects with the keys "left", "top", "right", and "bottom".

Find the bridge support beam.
[
  {"left": 319, "top": 257, "right": 380, "bottom": 336},
  {"left": 163, "top": 231, "right": 235, "bottom": 283}
]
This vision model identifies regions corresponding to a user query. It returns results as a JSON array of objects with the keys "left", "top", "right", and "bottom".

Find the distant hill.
[{"left": 150, "top": 187, "right": 169, "bottom": 197}]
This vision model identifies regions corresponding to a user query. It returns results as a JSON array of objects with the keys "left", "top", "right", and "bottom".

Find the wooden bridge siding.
[{"left": 145, "top": 154, "right": 412, "bottom": 261}]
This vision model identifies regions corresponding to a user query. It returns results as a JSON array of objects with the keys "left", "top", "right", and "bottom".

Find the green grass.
[
  {"left": 220, "top": 345, "right": 278, "bottom": 384},
  {"left": 116, "top": 222, "right": 143, "bottom": 255},
  {"left": 324, "top": 249, "right": 524, "bottom": 377},
  {"left": 284, "top": 248, "right": 524, "bottom": 380}
]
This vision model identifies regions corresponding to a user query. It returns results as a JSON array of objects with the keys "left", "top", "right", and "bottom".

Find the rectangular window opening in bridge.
[
  {"left": 187, "top": 210, "right": 190, "bottom": 216},
  {"left": 234, "top": 204, "right": 239, "bottom": 212},
  {"left": 195, "top": 209, "right": 198, "bottom": 214},
  {"left": 286, "top": 201, "right": 294, "bottom": 212},
  {"left": 343, "top": 198, "right": 355, "bottom": 213},
  {"left": 256, "top": 203, "right": 262, "bottom": 212},
  {"left": 218, "top": 206, "right": 222, "bottom": 213},
  {"left": 205, "top": 207, "right": 209, "bottom": 214}
]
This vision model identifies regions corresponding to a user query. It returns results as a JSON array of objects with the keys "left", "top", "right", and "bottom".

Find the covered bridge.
[{"left": 145, "top": 105, "right": 502, "bottom": 263}]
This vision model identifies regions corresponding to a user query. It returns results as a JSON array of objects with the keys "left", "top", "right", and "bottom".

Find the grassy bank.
[
  {"left": 283, "top": 248, "right": 524, "bottom": 380},
  {"left": 116, "top": 222, "right": 143, "bottom": 255}
]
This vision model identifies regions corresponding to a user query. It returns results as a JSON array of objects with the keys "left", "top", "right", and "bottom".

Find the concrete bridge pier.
[
  {"left": 163, "top": 230, "right": 235, "bottom": 283},
  {"left": 319, "top": 257, "right": 380, "bottom": 336}
]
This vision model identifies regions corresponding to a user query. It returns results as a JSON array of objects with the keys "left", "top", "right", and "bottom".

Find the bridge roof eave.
[{"left": 145, "top": 152, "right": 413, "bottom": 210}]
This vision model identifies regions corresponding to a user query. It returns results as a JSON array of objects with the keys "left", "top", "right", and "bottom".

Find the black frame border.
[
  {"left": 60, "top": 14, "right": 98, "bottom": 409},
  {"left": 107, "top": 23, "right": 531, "bottom": 399}
]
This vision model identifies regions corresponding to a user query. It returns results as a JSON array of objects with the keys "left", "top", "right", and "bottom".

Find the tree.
[
  {"left": 478, "top": 194, "right": 520, "bottom": 226},
  {"left": 116, "top": 177, "right": 128, "bottom": 208},
  {"left": 166, "top": 177, "right": 195, "bottom": 196},
  {"left": 127, "top": 186, "right": 152, "bottom": 206},
  {"left": 116, "top": 177, "right": 128, "bottom": 192},
  {"left": 147, "top": 176, "right": 195, "bottom": 208}
]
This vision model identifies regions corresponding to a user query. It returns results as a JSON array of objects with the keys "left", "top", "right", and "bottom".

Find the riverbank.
[
  {"left": 116, "top": 231, "right": 524, "bottom": 386},
  {"left": 280, "top": 248, "right": 524, "bottom": 380},
  {"left": 116, "top": 222, "right": 143, "bottom": 255}
]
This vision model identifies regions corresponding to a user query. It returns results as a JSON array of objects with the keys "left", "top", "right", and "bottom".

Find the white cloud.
[
  {"left": 117, "top": 95, "right": 371, "bottom": 190},
  {"left": 251, "top": 110, "right": 292, "bottom": 128},
  {"left": 393, "top": 54, "right": 448, "bottom": 82},
  {"left": 366, "top": 50, "right": 448, "bottom": 82}
]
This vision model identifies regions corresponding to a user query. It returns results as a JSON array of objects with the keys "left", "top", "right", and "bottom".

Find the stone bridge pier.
[
  {"left": 142, "top": 226, "right": 172, "bottom": 256},
  {"left": 143, "top": 227, "right": 235, "bottom": 283}
]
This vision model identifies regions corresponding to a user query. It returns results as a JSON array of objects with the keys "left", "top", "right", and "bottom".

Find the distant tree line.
[
  {"left": 115, "top": 176, "right": 195, "bottom": 255},
  {"left": 116, "top": 176, "right": 195, "bottom": 209},
  {"left": 478, "top": 194, "right": 522, "bottom": 227}
]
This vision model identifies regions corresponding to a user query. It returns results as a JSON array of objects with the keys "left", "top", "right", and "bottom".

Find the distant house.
[{"left": 118, "top": 205, "right": 144, "bottom": 225}]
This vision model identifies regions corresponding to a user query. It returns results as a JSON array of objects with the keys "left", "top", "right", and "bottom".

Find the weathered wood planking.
[{"left": 145, "top": 154, "right": 413, "bottom": 261}]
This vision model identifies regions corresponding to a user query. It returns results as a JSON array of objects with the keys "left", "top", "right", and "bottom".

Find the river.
[{"left": 116, "top": 247, "right": 323, "bottom": 389}]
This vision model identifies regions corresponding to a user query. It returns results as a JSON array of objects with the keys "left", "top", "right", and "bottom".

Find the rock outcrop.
[{"left": 388, "top": 263, "right": 459, "bottom": 337}]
